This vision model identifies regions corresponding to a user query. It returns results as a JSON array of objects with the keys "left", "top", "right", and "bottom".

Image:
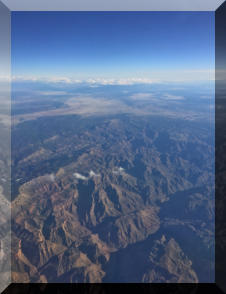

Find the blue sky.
[{"left": 11, "top": 12, "right": 214, "bottom": 83}]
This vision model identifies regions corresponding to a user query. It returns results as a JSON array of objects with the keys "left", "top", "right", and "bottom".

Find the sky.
[{"left": 11, "top": 12, "right": 215, "bottom": 83}]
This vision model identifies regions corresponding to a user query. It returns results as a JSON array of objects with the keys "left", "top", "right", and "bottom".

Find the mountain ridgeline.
[{"left": 11, "top": 112, "right": 214, "bottom": 283}]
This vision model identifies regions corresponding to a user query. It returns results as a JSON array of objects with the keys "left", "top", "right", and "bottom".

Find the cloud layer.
[{"left": 12, "top": 76, "right": 158, "bottom": 85}]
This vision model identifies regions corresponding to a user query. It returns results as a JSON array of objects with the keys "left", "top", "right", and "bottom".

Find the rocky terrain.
[
  {"left": 11, "top": 111, "right": 214, "bottom": 283},
  {"left": 0, "top": 120, "right": 10, "bottom": 292}
]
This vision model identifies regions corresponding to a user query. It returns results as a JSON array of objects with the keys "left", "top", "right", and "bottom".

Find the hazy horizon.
[{"left": 11, "top": 11, "right": 214, "bottom": 83}]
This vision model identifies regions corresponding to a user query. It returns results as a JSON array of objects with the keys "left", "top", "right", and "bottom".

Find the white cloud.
[
  {"left": 37, "top": 91, "right": 68, "bottom": 96},
  {"left": 74, "top": 173, "right": 88, "bottom": 181},
  {"left": 113, "top": 167, "right": 125, "bottom": 175},
  {"left": 12, "top": 76, "right": 158, "bottom": 85},
  {"left": 47, "top": 77, "right": 81, "bottom": 84},
  {"left": 49, "top": 174, "right": 55, "bottom": 182},
  {"left": 12, "top": 75, "right": 81, "bottom": 84},
  {"left": 87, "top": 78, "right": 158, "bottom": 86},
  {"left": 74, "top": 170, "right": 100, "bottom": 181},
  {"left": 11, "top": 70, "right": 215, "bottom": 86},
  {"left": 89, "top": 170, "right": 100, "bottom": 178},
  {"left": 12, "top": 75, "right": 39, "bottom": 82}
]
